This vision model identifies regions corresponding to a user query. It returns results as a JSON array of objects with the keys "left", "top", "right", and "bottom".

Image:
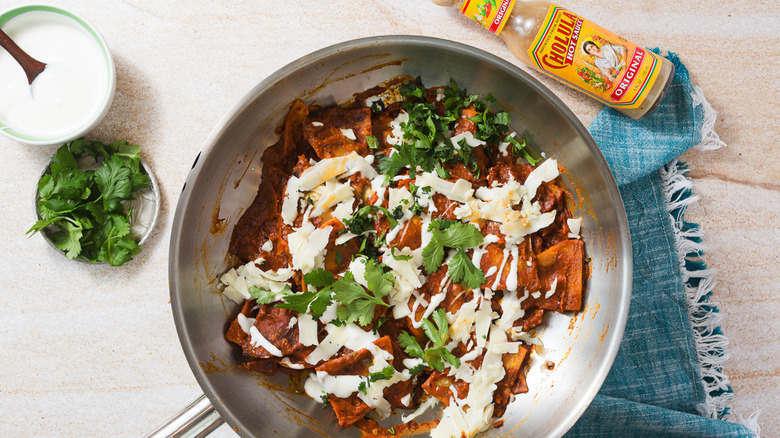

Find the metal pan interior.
[{"left": 169, "top": 35, "right": 632, "bottom": 438}]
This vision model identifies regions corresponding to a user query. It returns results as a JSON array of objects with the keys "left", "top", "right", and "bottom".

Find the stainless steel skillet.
[{"left": 163, "top": 35, "right": 632, "bottom": 438}]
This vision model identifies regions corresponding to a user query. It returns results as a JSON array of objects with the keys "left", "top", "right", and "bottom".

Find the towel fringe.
[
  {"left": 734, "top": 411, "right": 763, "bottom": 437},
  {"left": 691, "top": 86, "right": 726, "bottom": 151},
  {"left": 659, "top": 161, "right": 761, "bottom": 436}
]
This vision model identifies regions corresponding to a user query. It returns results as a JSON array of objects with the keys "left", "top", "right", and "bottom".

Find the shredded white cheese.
[{"left": 340, "top": 128, "right": 357, "bottom": 140}]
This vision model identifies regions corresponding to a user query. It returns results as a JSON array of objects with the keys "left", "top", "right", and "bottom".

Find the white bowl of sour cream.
[{"left": 0, "top": 5, "right": 115, "bottom": 145}]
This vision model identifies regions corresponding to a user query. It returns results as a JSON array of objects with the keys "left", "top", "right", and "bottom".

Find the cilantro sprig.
[
  {"left": 273, "top": 261, "right": 392, "bottom": 326},
  {"left": 27, "top": 139, "right": 151, "bottom": 266},
  {"left": 274, "top": 268, "right": 335, "bottom": 319},
  {"left": 399, "top": 309, "right": 460, "bottom": 372},
  {"left": 421, "top": 219, "right": 486, "bottom": 289},
  {"left": 333, "top": 258, "right": 393, "bottom": 326}
]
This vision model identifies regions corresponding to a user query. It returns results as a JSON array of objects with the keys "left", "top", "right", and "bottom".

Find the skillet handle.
[{"left": 146, "top": 394, "right": 224, "bottom": 438}]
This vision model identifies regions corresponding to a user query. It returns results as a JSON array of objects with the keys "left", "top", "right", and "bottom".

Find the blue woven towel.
[{"left": 566, "top": 53, "right": 756, "bottom": 437}]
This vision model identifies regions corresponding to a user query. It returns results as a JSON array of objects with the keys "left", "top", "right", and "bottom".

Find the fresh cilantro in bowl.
[{"left": 27, "top": 139, "right": 157, "bottom": 266}]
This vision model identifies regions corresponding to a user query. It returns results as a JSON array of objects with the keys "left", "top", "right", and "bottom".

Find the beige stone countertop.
[{"left": 0, "top": 0, "right": 776, "bottom": 436}]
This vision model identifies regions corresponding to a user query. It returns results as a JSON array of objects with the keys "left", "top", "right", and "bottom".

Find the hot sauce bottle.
[{"left": 432, "top": 0, "right": 675, "bottom": 119}]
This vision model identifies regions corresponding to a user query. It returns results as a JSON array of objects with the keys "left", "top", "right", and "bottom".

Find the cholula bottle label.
[
  {"left": 460, "top": 0, "right": 516, "bottom": 34},
  {"left": 528, "top": 5, "right": 662, "bottom": 109}
]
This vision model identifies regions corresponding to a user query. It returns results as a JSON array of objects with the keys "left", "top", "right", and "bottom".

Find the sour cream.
[{"left": 0, "top": 11, "right": 111, "bottom": 138}]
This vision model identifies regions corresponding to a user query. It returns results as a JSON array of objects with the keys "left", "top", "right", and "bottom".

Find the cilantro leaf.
[
  {"left": 342, "top": 205, "right": 399, "bottom": 235},
  {"left": 399, "top": 76, "right": 425, "bottom": 99},
  {"left": 249, "top": 285, "right": 292, "bottom": 305},
  {"left": 95, "top": 156, "right": 133, "bottom": 212},
  {"left": 275, "top": 269, "right": 335, "bottom": 317},
  {"left": 409, "top": 364, "right": 426, "bottom": 376},
  {"left": 51, "top": 220, "right": 83, "bottom": 259},
  {"left": 364, "top": 259, "right": 395, "bottom": 299},
  {"left": 332, "top": 261, "right": 391, "bottom": 326},
  {"left": 448, "top": 249, "right": 487, "bottom": 289},
  {"left": 421, "top": 238, "right": 445, "bottom": 274},
  {"left": 277, "top": 288, "right": 333, "bottom": 319},
  {"left": 376, "top": 143, "right": 420, "bottom": 181},
  {"left": 359, "top": 365, "right": 400, "bottom": 393},
  {"left": 420, "top": 318, "right": 441, "bottom": 350},
  {"left": 332, "top": 271, "right": 369, "bottom": 303},
  {"left": 421, "top": 220, "right": 485, "bottom": 289},
  {"left": 308, "top": 288, "right": 334, "bottom": 319},
  {"left": 390, "top": 246, "right": 413, "bottom": 261},
  {"left": 304, "top": 268, "right": 335, "bottom": 288},
  {"left": 343, "top": 205, "right": 375, "bottom": 235},
  {"left": 421, "top": 308, "right": 449, "bottom": 349},
  {"left": 434, "top": 219, "right": 484, "bottom": 249},
  {"left": 437, "top": 349, "right": 461, "bottom": 370},
  {"left": 432, "top": 307, "right": 450, "bottom": 341},
  {"left": 398, "top": 331, "right": 424, "bottom": 358},
  {"left": 398, "top": 310, "right": 461, "bottom": 372},
  {"left": 103, "top": 233, "right": 141, "bottom": 266},
  {"left": 370, "top": 206, "right": 399, "bottom": 229}
]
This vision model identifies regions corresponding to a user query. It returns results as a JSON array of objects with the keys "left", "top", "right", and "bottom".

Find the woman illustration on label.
[{"left": 582, "top": 40, "right": 627, "bottom": 82}]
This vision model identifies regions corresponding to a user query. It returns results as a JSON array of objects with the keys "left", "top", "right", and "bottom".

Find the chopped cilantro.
[
  {"left": 343, "top": 205, "right": 399, "bottom": 235},
  {"left": 506, "top": 135, "right": 541, "bottom": 165},
  {"left": 377, "top": 77, "right": 508, "bottom": 182},
  {"left": 366, "top": 134, "right": 380, "bottom": 150},
  {"left": 399, "top": 76, "right": 426, "bottom": 99},
  {"left": 435, "top": 162, "right": 450, "bottom": 179},
  {"left": 370, "top": 99, "right": 385, "bottom": 114},
  {"left": 390, "top": 246, "right": 413, "bottom": 261}
]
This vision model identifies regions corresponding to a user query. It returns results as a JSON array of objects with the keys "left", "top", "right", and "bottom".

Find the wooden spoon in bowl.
[{"left": 0, "top": 28, "right": 46, "bottom": 84}]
